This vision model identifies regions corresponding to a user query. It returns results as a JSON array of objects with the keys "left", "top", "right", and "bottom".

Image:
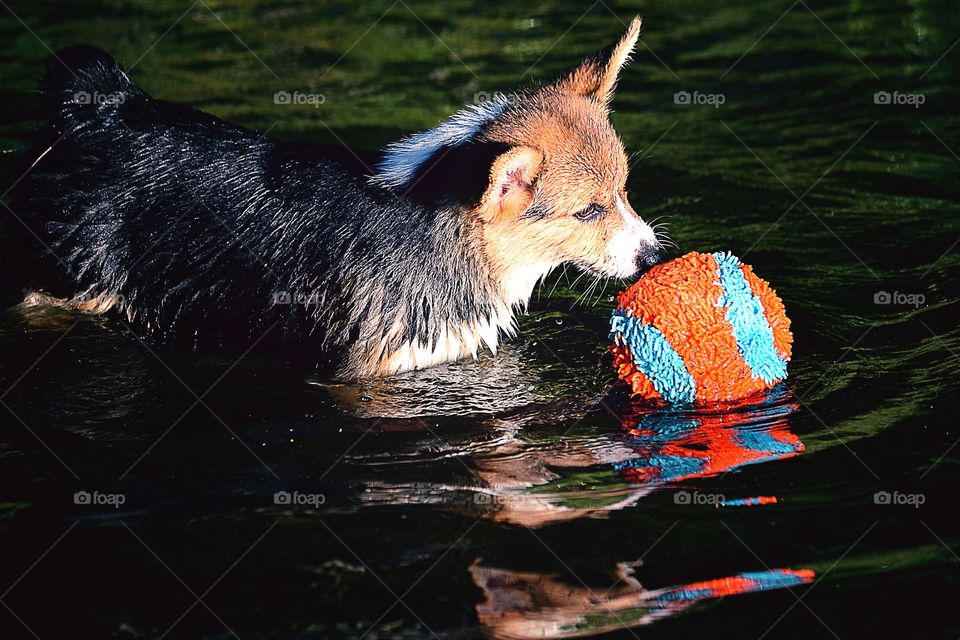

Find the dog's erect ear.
[
  {"left": 559, "top": 16, "right": 642, "bottom": 105},
  {"left": 478, "top": 146, "right": 543, "bottom": 223}
]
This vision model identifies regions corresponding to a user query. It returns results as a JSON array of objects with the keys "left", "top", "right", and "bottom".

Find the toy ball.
[{"left": 610, "top": 251, "right": 792, "bottom": 403}]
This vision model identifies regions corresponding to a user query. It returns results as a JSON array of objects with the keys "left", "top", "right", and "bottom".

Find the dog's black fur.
[{"left": 11, "top": 46, "right": 509, "bottom": 375}]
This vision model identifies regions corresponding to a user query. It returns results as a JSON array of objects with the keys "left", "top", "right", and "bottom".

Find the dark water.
[{"left": 1, "top": 1, "right": 958, "bottom": 638}]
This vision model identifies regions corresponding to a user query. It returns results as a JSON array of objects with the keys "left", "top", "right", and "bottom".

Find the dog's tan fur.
[
  {"left": 477, "top": 17, "right": 652, "bottom": 298},
  {"left": 361, "top": 17, "right": 659, "bottom": 376}
]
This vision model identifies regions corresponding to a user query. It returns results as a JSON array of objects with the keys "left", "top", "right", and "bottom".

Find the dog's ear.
[
  {"left": 559, "top": 16, "right": 641, "bottom": 105},
  {"left": 478, "top": 146, "right": 543, "bottom": 223}
]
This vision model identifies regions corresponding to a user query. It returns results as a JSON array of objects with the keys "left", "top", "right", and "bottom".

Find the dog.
[{"left": 10, "top": 16, "right": 664, "bottom": 378}]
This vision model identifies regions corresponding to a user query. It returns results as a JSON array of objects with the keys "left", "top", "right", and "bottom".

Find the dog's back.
[{"left": 12, "top": 46, "right": 416, "bottom": 370}]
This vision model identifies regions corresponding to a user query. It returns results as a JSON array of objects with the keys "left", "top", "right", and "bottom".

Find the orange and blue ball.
[{"left": 610, "top": 251, "right": 792, "bottom": 403}]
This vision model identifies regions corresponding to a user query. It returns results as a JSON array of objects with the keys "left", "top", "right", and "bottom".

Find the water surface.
[{"left": 1, "top": 1, "right": 958, "bottom": 638}]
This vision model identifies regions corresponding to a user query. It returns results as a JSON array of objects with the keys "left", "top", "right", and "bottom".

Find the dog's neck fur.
[
  {"left": 343, "top": 203, "right": 546, "bottom": 378},
  {"left": 346, "top": 95, "right": 556, "bottom": 377},
  {"left": 484, "top": 232, "right": 557, "bottom": 312}
]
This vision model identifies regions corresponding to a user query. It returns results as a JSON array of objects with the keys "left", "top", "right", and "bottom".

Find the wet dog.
[{"left": 11, "top": 17, "right": 664, "bottom": 377}]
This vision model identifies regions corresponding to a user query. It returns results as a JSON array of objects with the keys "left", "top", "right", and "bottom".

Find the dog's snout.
[{"left": 636, "top": 245, "right": 664, "bottom": 272}]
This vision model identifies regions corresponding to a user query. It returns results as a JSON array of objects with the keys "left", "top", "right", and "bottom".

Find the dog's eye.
[{"left": 574, "top": 203, "right": 606, "bottom": 222}]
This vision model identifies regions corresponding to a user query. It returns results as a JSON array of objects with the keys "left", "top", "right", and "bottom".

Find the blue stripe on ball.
[
  {"left": 713, "top": 251, "right": 789, "bottom": 384},
  {"left": 611, "top": 310, "right": 697, "bottom": 403}
]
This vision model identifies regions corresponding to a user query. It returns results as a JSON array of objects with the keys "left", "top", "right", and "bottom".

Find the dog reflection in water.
[
  {"left": 356, "top": 388, "right": 803, "bottom": 526},
  {"left": 470, "top": 559, "right": 814, "bottom": 639}
]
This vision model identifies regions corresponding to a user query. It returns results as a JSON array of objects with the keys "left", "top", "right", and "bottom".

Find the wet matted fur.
[{"left": 10, "top": 17, "right": 663, "bottom": 378}]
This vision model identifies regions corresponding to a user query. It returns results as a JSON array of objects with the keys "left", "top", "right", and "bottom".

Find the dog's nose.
[{"left": 636, "top": 246, "right": 665, "bottom": 272}]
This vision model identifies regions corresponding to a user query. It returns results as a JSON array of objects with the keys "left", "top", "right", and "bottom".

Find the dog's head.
[{"left": 372, "top": 17, "right": 663, "bottom": 305}]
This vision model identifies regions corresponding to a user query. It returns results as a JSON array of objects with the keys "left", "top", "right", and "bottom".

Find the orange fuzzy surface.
[
  {"left": 612, "top": 252, "right": 792, "bottom": 403},
  {"left": 611, "top": 347, "right": 662, "bottom": 401}
]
